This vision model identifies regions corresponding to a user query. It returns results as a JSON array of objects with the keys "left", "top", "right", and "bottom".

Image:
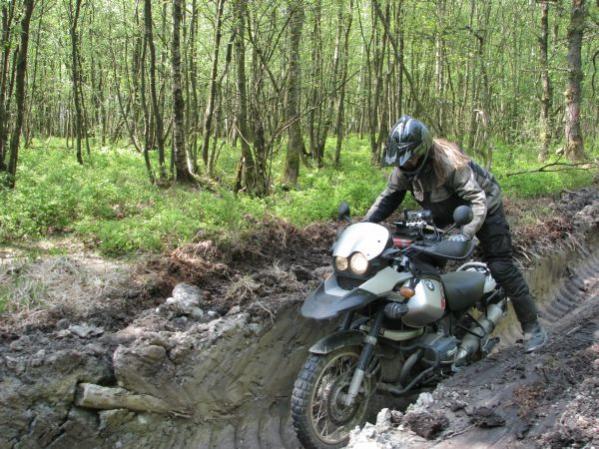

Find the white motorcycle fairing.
[{"left": 332, "top": 222, "right": 391, "bottom": 260}]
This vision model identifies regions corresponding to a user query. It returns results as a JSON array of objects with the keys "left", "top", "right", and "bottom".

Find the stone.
[
  {"left": 469, "top": 406, "right": 506, "bottom": 428},
  {"left": 390, "top": 410, "right": 403, "bottom": 425},
  {"left": 375, "top": 408, "right": 392, "bottom": 433},
  {"left": 449, "top": 399, "right": 468, "bottom": 412},
  {"left": 403, "top": 410, "right": 449, "bottom": 439},
  {"left": 164, "top": 284, "right": 204, "bottom": 316},
  {"left": 69, "top": 324, "right": 104, "bottom": 338},
  {"left": 247, "top": 323, "right": 263, "bottom": 335},
  {"left": 56, "top": 318, "right": 70, "bottom": 330},
  {"left": 172, "top": 283, "right": 202, "bottom": 305},
  {"left": 98, "top": 409, "right": 136, "bottom": 432},
  {"left": 189, "top": 307, "right": 205, "bottom": 320}
]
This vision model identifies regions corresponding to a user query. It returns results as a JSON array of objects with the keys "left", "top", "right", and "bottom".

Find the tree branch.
[{"left": 505, "top": 161, "right": 598, "bottom": 177}]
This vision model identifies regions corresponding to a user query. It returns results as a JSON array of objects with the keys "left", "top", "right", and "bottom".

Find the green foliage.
[
  {"left": 0, "top": 137, "right": 596, "bottom": 256},
  {"left": 492, "top": 141, "right": 598, "bottom": 198}
]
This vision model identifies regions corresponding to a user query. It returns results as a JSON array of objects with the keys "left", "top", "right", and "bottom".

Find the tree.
[
  {"left": 67, "top": 0, "right": 86, "bottom": 165},
  {"left": 538, "top": 0, "right": 552, "bottom": 162},
  {"left": 144, "top": 0, "right": 167, "bottom": 181},
  {"left": 0, "top": 0, "right": 16, "bottom": 170},
  {"left": 564, "top": 0, "right": 586, "bottom": 161},
  {"left": 200, "top": 0, "right": 225, "bottom": 169},
  {"left": 233, "top": 0, "right": 258, "bottom": 194},
  {"left": 5, "top": 0, "right": 35, "bottom": 188},
  {"left": 171, "top": 0, "right": 194, "bottom": 182},
  {"left": 283, "top": 0, "right": 305, "bottom": 186}
]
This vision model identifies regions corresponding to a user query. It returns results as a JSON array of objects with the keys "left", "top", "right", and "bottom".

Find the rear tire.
[{"left": 291, "top": 348, "right": 375, "bottom": 449}]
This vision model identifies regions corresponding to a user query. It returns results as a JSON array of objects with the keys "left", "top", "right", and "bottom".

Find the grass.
[{"left": 0, "top": 135, "right": 596, "bottom": 256}]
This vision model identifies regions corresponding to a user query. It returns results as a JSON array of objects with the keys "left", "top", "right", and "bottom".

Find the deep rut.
[{"left": 1, "top": 245, "right": 597, "bottom": 449}]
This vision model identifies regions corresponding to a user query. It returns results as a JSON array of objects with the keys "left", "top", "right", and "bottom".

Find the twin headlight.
[{"left": 335, "top": 252, "right": 369, "bottom": 276}]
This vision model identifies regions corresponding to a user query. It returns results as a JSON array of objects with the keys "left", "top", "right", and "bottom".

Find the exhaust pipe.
[{"left": 454, "top": 300, "right": 506, "bottom": 362}]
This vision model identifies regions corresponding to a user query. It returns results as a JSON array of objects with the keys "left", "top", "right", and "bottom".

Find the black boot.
[{"left": 522, "top": 321, "right": 548, "bottom": 353}]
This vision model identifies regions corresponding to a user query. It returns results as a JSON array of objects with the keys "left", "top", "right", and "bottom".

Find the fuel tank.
[{"left": 401, "top": 278, "right": 445, "bottom": 327}]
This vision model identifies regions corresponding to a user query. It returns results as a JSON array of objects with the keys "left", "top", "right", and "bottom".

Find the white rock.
[
  {"left": 375, "top": 408, "right": 392, "bottom": 433},
  {"left": 165, "top": 283, "right": 204, "bottom": 315},
  {"left": 69, "top": 323, "right": 104, "bottom": 338},
  {"left": 173, "top": 283, "right": 202, "bottom": 302},
  {"left": 189, "top": 307, "right": 205, "bottom": 320}
]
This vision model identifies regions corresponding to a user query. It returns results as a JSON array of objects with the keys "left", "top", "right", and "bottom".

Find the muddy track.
[
  {"left": 1, "top": 189, "right": 597, "bottom": 449},
  {"left": 1, "top": 240, "right": 596, "bottom": 449}
]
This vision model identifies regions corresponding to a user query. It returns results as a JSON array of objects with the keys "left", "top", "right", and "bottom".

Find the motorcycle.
[{"left": 291, "top": 203, "right": 507, "bottom": 449}]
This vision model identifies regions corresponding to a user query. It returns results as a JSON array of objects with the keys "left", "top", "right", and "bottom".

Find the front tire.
[{"left": 291, "top": 348, "right": 376, "bottom": 449}]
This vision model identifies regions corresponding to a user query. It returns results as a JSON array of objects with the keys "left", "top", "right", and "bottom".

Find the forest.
[
  {"left": 1, "top": 3, "right": 599, "bottom": 448},
  {"left": 0, "top": 0, "right": 597, "bottom": 253}
]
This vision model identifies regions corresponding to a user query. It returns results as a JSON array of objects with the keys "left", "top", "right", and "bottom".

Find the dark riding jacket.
[{"left": 365, "top": 159, "right": 502, "bottom": 238}]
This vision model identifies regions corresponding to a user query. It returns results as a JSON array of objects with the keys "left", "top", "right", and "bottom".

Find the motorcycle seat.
[{"left": 441, "top": 271, "right": 486, "bottom": 311}]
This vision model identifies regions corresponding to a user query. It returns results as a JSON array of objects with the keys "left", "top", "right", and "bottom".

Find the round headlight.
[
  {"left": 350, "top": 252, "right": 369, "bottom": 275},
  {"left": 335, "top": 256, "right": 349, "bottom": 271}
]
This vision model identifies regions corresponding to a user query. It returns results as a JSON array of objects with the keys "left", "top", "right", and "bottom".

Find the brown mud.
[{"left": 0, "top": 187, "right": 597, "bottom": 449}]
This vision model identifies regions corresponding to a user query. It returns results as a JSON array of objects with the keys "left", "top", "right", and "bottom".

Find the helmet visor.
[{"left": 383, "top": 141, "right": 420, "bottom": 167}]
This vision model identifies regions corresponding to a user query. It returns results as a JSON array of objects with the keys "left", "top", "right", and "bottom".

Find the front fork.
[{"left": 343, "top": 308, "right": 385, "bottom": 406}]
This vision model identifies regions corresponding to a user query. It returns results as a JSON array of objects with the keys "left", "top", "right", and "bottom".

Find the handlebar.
[
  {"left": 404, "top": 210, "right": 432, "bottom": 222},
  {"left": 393, "top": 209, "right": 444, "bottom": 239}
]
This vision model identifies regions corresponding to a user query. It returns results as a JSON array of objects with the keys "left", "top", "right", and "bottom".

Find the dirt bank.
[{"left": 0, "top": 187, "right": 597, "bottom": 449}]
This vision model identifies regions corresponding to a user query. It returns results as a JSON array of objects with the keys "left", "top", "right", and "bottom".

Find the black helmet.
[{"left": 383, "top": 115, "right": 433, "bottom": 175}]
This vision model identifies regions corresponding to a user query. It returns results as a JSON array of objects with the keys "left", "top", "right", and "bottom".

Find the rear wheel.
[{"left": 291, "top": 348, "right": 376, "bottom": 449}]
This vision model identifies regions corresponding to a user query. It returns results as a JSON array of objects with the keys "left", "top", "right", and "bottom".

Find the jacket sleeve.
[
  {"left": 364, "top": 168, "right": 407, "bottom": 223},
  {"left": 450, "top": 164, "right": 488, "bottom": 238}
]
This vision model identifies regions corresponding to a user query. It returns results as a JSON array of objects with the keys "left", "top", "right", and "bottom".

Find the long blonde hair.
[{"left": 430, "top": 138, "right": 471, "bottom": 186}]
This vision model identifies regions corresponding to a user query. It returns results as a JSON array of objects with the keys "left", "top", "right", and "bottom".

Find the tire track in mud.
[{"left": 499, "top": 249, "right": 599, "bottom": 349}]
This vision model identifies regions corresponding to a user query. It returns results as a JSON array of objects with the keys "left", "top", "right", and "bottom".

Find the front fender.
[{"left": 309, "top": 329, "right": 365, "bottom": 355}]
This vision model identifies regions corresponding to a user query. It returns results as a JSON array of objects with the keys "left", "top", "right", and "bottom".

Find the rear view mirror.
[
  {"left": 337, "top": 202, "right": 351, "bottom": 222},
  {"left": 453, "top": 205, "right": 473, "bottom": 226}
]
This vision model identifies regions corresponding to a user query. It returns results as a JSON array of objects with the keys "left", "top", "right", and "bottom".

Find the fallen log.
[{"left": 75, "top": 383, "right": 191, "bottom": 417}]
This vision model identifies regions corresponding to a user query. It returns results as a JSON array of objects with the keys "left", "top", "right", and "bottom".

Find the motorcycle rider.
[{"left": 364, "top": 115, "right": 547, "bottom": 353}]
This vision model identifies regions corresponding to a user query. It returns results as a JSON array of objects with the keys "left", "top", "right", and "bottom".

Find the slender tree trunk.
[
  {"left": 5, "top": 0, "right": 35, "bottom": 188},
  {"left": 334, "top": 1, "right": 353, "bottom": 166},
  {"left": 0, "top": 1, "right": 15, "bottom": 170},
  {"left": 171, "top": 0, "right": 193, "bottom": 182},
  {"left": 68, "top": 0, "right": 84, "bottom": 165},
  {"left": 233, "top": 0, "right": 257, "bottom": 193},
  {"left": 564, "top": 0, "right": 586, "bottom": 161},
  {"left": 283, "top": 0, "right": 305, "bottom": 186},
  {"left": 201, "top": 0, "right": 225, "bottom": 168},
  {"left": 144, "top": 0, "right": 167, "bottom": 181},
  {"left": 140, "top": 19, "right": 155, "bottom": 185},
  {"left": 308, "top": 0, "right": 323, "bottom": 164},
  {"left": 434, "top": 0, "right": 445, "bottom": 133},
  {"left": 25, "top": 1, "right": 44, "bottom": 147},
  {"left": 538, "top": 0, "right": 552, "bottom": 162}
]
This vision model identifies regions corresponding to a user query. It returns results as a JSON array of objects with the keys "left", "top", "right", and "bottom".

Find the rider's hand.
[{"left": 448, "top": 233, "right": 470, "bottom": 242}]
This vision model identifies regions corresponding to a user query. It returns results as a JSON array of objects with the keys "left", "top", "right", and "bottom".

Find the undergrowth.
[{"left": 0, "top": 136, "right": 596, "bottom": 256}]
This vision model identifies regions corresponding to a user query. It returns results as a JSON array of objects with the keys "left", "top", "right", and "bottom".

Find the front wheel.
[{"left": 291, "top": 348, "right": 376, "bottom": 449}]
